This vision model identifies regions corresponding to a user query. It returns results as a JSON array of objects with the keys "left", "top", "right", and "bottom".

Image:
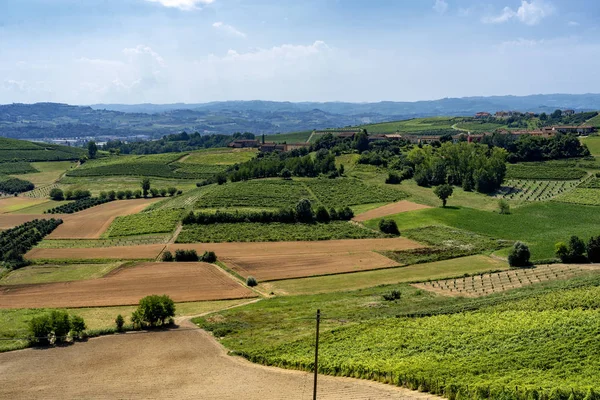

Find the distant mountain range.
[{"left": 1, "top": 94, "right": 600, "bottom": 141}]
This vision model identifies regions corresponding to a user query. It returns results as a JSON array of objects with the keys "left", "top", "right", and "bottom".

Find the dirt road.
[{"left": 0, "top": 321, "right": 441, "bottom": 400}]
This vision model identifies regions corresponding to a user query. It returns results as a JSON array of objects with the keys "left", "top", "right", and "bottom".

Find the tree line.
[
  {"left": 0, "top": 177, "right": 34, "bottom": 194},
  {"left": 482, "top": 132, "right": 591, "bottom": 162},
  {"left": 0, "top": 218, "right": 63, "bottom": 268}
]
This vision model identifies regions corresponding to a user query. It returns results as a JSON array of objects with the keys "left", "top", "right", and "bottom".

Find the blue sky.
[{"left": 1, "top": 0, "right": 599, "bottom": 104}]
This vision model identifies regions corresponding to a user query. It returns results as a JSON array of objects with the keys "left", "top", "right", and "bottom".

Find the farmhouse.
[
  {"left": 312, "top": 128, "right": 362, "bottom": 140},
  {"left": 259, "top": 142, "right": 286, "bottom": 152},
  {"left": 563, "top": 109, "right": 575, "bottom": 116},
  {"left": 475, "top": 112, "right": 491, "bottom": 118},
  {"left": 228, "top": 139, "right": 260, "bottom": 148},
  {"left": 544, "top": 125, "right": 596, "bottom": 135}
]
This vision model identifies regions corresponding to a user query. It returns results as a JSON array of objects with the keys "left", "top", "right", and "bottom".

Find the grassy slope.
[
  {"left": 263, "top": 131, "right": 312, "bottom": 143},
  {"left": 581, "top": 136, "right": 600, "bottom": 156},
  {"left": 0, "top": 198, "right": 48, "bottom": 213},
  {"left": 262, "top": 255, "right": 508, "bottom": 295},
  {"left": 59, "top": 175, "right": 199, "bottom": 196},
  {"left": 12, "top": 161, "right": 75, "bottom": 186},
  {"left": 11, "top": 200, "right": 71, "bottom": 214},
  {"left": 0, "top": 262, "right": 123, "bottom": 285},
  {"left": 359, "top": 116, "right": 462, "bottom": 134},
  {"left": 0, "top": 299, "right": 249, "bottom": 352},
  {"left": 182, "top": 148, "right": 257, "bottom": 165},
  {"left": 364, "top": 202, "right": 600, "bottom": 261}
]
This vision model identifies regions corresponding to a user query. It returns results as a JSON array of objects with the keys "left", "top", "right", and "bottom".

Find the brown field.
[
  {"left": 0, "top": 197, "right": 48, "bottom": 214},
  {"left": 0, "top": 321, "right": 437, "bottom": 400},
  {"left": 47, "top": 198, "right": 160, "bottom": 239},
  {"left": 26, "top": 244, "right": 166, "bottom": 260},
  {"left": 413, "top": 264, "right": 600, "bottom": 297},
  {"left": 0, "top": 262, "right": 255, "bottom": 308},
  {"left": 353, "top": 200, "right": 431, "bottom": 222},
  {"left": 0, "top": 214, "right": 67, "bottom": 230}
]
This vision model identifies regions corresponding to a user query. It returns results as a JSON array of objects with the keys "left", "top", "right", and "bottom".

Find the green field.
[
  {"left": 14, "top": 161, "right": 75, "bottom": 186},
  {"left": 0, "top": 162, "right": 38, "bottom": 175},
  {"left": 36, "top": 235, "right": 170, "bottom": 248},
  {"left": 364, "top": 202, "right": 600, "bottom": 261},
  {"left": 181, "top": 148, "right": 257, "bottom": 165},
  {"left": 0, "top": 138, "right": 85, "bottom": 162},
  {"left": 263, "top": 255, "right": 509, "bottom": 295},
  {"left": 263, "top": 131, "right": 312, "bottom": 143},
  {"left": 58, "top": 175, "right": 199, "bottom": 196},
  {"left": 0, "top": 262, "right": 123, "bottom": 285},
  {"left": 453, "top": 121, "right": 507, "bottom": 132},
  {"left": 506, "top": 164, "right": 588, "bottom": 180},
  {"left": 177, "top": 221, "right": 383, "bottom": 243},
  {"left": 0, "top": 299, "right": 249, "bottom": 352},
  {"left": 360, "top": 116, "right": 462, "bottom": 134},
  {"left": 104, "top": 209, "right": 183, "bottom": 237},
  {"left": 303, "top": 178, "right": 406, "bottom": 208},
  {"left": 582, "top": 135, "right": 600, "bottom": 155},
  {"left": 554, "top": 188, "right": 600, "bottom": 206},
  {"left": 495, "top": 179, "right": 581, "bottom": 202},
  {"left": 196, "top": 275, "right": 600, "bottom": 397}
]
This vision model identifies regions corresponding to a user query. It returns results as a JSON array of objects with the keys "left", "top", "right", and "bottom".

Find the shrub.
[
  {"left": 49, "top": 310, "right": 72, "bottom": 343},
  {"left": 28, "top": 314, "right": 52, "bottom": 345},
  {"left": 508, "top": 241, "right": 531, "bottom": 267},
  {"left": 70, "top": 315, "right": 86, "bottom": 339},
  {"left": 295, "top": 199, "right": 314, "bottom": 223},
  {"left": 382, "top": 289, "right": 401, "bottom": 301},
  {"left": 49, "top": 188, "right": 64, "bottom": 201},
  {"left": 124, "top": 190, "right": 133, "bottom": 199},
  {"left": 280, "top": 168, "right": 292, "bottom": 179},
  {"left": 201, "top": 251, "right": 217, "bottom": 263},
  {"left": 175, "top": 249, "right": 198, "bottom": 262},
  {"left": 216, "top": 174, "right": 227, "bottom": 185},
  {"left": 134, "top": 294, "right": 176, "bottom": 327},
  {"left": 133, "top": 190, "right": 142, "bottom": 198},
  {"left": 167, "top": 187, "right": 177, "bottom": 196},
  {"left": 160, "top": 188, "right": 167, "bottom": 197},
  {"left": 115, "top": 314, "right": 125, "bottom": 332},
  {"left": 385, "top": 172, "right": 401, "bottom": 184},
  {"left": 116, "top": 190, "right": 125, "bottom": 200},
  {"left": 315, "top": 206, "right": 330, "bottom": 223},
  {"left": 99, "top": 191, "right": 108, "bottom": 200},
  {"left": 162, "top": 250, "right": 174, "bottom": 262},
  {"left": 337, "top": 206, "right": 354, "bottom": 221},
  {"left": 379, "top": 219, "right": 400, "bottom": 235},
  {"left": 588, "top": 236, "right": 600, "bottom": 263},
  {"left": 246, "top": 276, "right": 258, "bottom": 287},
  {"left": 555, "top": 242, "right": 569, "bottom": 262},
  {"left": 568, "top": 235, "right": 587, "bottom": 263},
  {"left": 498, "top": 199, "right": 510, "bottom": 215},
  {"left": 108, "top": 190, "right": 116, "bottom": 200}
]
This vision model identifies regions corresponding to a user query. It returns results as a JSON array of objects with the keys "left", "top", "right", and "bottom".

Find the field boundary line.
[
  {"left": 213, "top": 260, "right": 267, "bottom": 297},
  {"left": 168, "top": 223, "right": 183, "bottom": 244},
  {"left": 177, "top": 298, "right": 262, "bottom": 324},
  {"left": 298, "top": 181, "right": 322, "bottom": 206}
]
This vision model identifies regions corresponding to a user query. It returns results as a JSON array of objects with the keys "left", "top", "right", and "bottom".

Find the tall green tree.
[
  {"left": 87, "top": 141, "right": 98, "bottom": 159},
  {"left": 433, "top": 184, "right": 453, "bottom": 207},
  {"left": 141, "top": 178, "right": 151, "bottom": 198}
]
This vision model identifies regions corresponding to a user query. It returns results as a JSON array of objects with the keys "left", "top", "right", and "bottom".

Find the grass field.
[
  {"left": 360, "top": 116, "right": 462, "bottom": 134},
  {"left": 0, "top": 262, "right": 123, "bottom": 285},
  {"left": 0, "top": 299, "right": 248, "bottom": 352},
  {"left": 104, "top": 209, "right": 182, "bottom": 237},
  {"left": 364, "top": 202, "right": 600, "bottom": 261},
  {"left": 554, "top": 188, "right": 600, "bottom": 206},
  {"left": 13, "top": 161, "right": 74, "bottom": 186},
  {"left": 35, "top": 235, "right": 170, "bottom": 248},
  {"left": 196, "top": 275, "right": 600, "bottom": 397},
  {"left": 59, "top": 175, "right": 199, "bottom": 195},
  {"left": 181, "top": 148, "right": 257, "bottom": 165},
  {"left": 263, "top": 131, "right": 312, "bottom": 143},
  {"left": 177, "top": 221, "right": 384, "bottom": 243},
  {"left": 0, "top": 197, "right": 49, "bottom": 213},
  {"left": 582, "top": 135, "right": 600, "bottom": 155},
  {"left": 261, "top": 255, "right": 509, "bottom": 295},
  {"left": 453, "top": 121, "right": 508, "bottom": 132}
]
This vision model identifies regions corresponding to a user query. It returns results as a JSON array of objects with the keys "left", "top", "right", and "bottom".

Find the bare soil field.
[
  {"left": 0, "top": 214, "right": 68, "bottom": 230},
  {"left": 0, "top": 197, "right": 48, "bottom": 214},
  {"left": 0, "top": 321, "right": 439, "bottom": 400},
  {"left": 413, "top": 264, "right": 600, "bottom": 297},
  {"left": 26, "top": 244, "right": 166, "bottom": 260},
  {"left": 46, "top": 198, "right": 160, "bottom": 239},
  {"left": 353, "top": 200, "right": 431, "bottom": 222},
  {"left": 0, "top": 262, "right": 255, "bottom": 308}
]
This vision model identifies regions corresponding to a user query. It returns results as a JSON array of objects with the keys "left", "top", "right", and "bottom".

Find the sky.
[{"left": 1, "top": 0, "right": 600, "bottom": 104}]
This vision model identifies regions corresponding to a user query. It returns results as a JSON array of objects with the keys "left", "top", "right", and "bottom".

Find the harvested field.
[
  {"left": 0, "top": 214, "right": 67, "bottom": 230},
  {"left": 47, "top": 198, "right": 160, "bottom": 239},
  {"left": 26, "top": 244, "right": 165, "bottom": 260},
  {"left": 0, "top": 321, "right": 437, "bottom": 400},
  {"left": 353, "top": 200, "right": 431, "bottom": 222},
  {"left": 413, "top": 264, "right": 600, "bottom": 297},
  {"left": 0, "top": 197, "right": 48, "bottom": 214},
  {"left": 0, "top": 262, "right": 255, "bottom": 308}
]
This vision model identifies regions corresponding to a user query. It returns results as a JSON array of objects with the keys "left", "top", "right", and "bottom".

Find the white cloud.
[
  {"left": 433, "top": 0, "right": 448, "bottom": 14},
  {"left": 500, "top": 38, "right": 543, "bottom": 48},
  {"left": 123, "top": 45, "right": 165, "bottom": 67},
  {"left": 482, "top": 1, "right": 554, "bottom": 25},
  {"left": 568, "top": 21, "right": 580, "bottom": 27},
  {"left": 212, "top": 22, "right": 246, "bottom": 38},
  {"left": 144, "top": 0, "right": 213, "bottom": 11}
]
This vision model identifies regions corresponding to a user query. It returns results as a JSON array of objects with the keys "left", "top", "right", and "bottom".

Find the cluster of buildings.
[
  {"left": 227, "top": 136, "right": 310, "bottom": 153},
  {"left": 475, "top": 110, "right": 576, "bottom": 119}
]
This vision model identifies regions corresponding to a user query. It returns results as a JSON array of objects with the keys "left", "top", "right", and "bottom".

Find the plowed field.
[
  {"left": 0, "top": 197, "right": 48, "bottom": 214},
  {"left": 47, "top": 198, "right": 160, "bottom": 239},
  {"left": 0, "top": 214, "right": 68, "bottom": 230},
  {"left": 353, "top": 200, "right": 431, "bottom": 222},
  {"left": 26, "top": 244, "right": 166, "bottom": 260},
  {"left": 0, "top": 262, "right": 255, "bottom": 308}
]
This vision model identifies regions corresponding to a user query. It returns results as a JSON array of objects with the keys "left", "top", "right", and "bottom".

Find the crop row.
[
  {"left": 554, "top": 188, "right": 600, "bottom": 206},
  {"left": 66, "top": 162, "right": 205, "bottom": 179},
  {"left": 0, "top": 218, "right": 63, "bottom": 266},
  {"left": 506, "top": 164, "right": 587, "bottom": 180},
  {"left": 45, "top": 197, "right": 112, "bottom": 214},
  {"left": 104, "top": 209, "right": 183, "bottom": 237},
  {"left": 21, "top": 183, "right": 60, "bottom": 198},
  {"left": 0, "top": 148, "right": 84, "bottom": 162},
  {"left": 0, "top": 162, "right": 38, "bottom": 175},
  {"left": 496, "top": 179, "right": 581, "bottom": 201},
  {"left": 578, "top": 177, "right": 600, "bottom": 188},
  {"left": 35, "top": 235, "right": 170, "bottom": 249}
]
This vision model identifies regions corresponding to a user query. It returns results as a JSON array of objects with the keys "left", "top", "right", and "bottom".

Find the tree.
[
  {"left": 555, "top": 242, "right": 569, "bottom": 262},
  {"left": 498, "top": 199, "right": 510, "bottom": 215},
  {"left": 201, "top": 251, "right": 217, "bottom": 263},
  {"left": 108, "top": 190, "right": 116, "bottom": 200},
  {"left": 87, "top": 141, "right": 98, "bottom": 159},
  {"left": 379, "top": 219, "right": 400, "bottom": 235},
  {"left": 29, "top": 314, "right": 52, "bottom": 345},
  {"left": 167, "top": 187, "right": 177, "bottom": 196},
  {"left": 141, "top": 178, "right": 151, "bottom": 198},
  {"left": 150, "top": 188, "right": 159, "bottom": 197},
  {"left": 433, "top": 184, "right": 453, "bottom": 207},
  {"left": 280, "top": 168, "right": 292, "bottom": 180},
  {"left": 216, "top": 174, "right": 227, "bottom": 185},
  {"left": 338, "top": 164, "right": 345, "bottom": 176},
  {"left": 295, "top": 199, "right": 314, "bottom": 222},
  {"left": 567, "top": 235, "right": 587, "bottom": 263},
  {"left": 162, "top": 251, "right": 174, "bottom": 262},
  {"left": 385, "top": 172, "right": 401, "bottom": 184},
  {"left": 315, "top": 206, "right": 330, "bottom": 223},
  {"left": 70, "top": 315, "right": 86, "bottom": 339},
  {"left": 49, "top": 188, "right": 64, "bottom": 201},
  {"left": 135, "top": 295, "right": 176, "bottom": 327},
  {"left": 133, "top": 189, "right": 142, "bottom": 198},
  {"left": 246, "top": 276, "right": 258, "bottom": 287},
  {"left": 540, "top": 112, "right": 548, "bottom": 121},
  {"left": 353, "top": 131, "right": 369, "bottom": 153},
  {"left": 587, "top": 236, "right": 600, "bottom": 263},
  {"left": 49, "top": 310, "right": 72, "bottom": 343},
  {"left": 115, "top": 314, "right": 125, "bottom": 332},
  {"left": 116, "top": 190, "right": 125, "bottom": 200},
  {"left": 508, "top": 241, "right": 531, "bottom": 267}
]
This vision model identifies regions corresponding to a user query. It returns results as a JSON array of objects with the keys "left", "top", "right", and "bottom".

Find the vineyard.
[
  {"left": 35, "top": 234, "right": 171, "bottom": 248},
  {"left": 303, "top": 178, "right": 406, "bottom": 208},
  {"left": 176, "top": 221, "right": 384, "bottom": 243},
  {"left": 505, "top": 164, "right": 587, "bottom": 180},
  {"left": 0, "top": 138, "right": 85, "bottom": 162},
  {"left": 181, "top": 148, "right": 257, "bottom": 165},
  {"left": 0, "top": 162, "right": 38, "bottom": 175},
  {"left": 554, "top": 188, "right": 600, "bottom": 206},
  {"left": 21, "top": 183, "right": 61, "bottom": 198},
  {"left": 495, "top": 179, "right": 581, "bottom": 201},
  {"left": 414, "top": 264, "right": 599, "bottom": 297},
  {"left": 104, "top": 209, "right": 183, "bottom": 237},
  {"left": 45, "top": 197, "right": 112, "bottom": 214},
  {"left": 578, "top": 177, "right": 600, "bottom": 188}
]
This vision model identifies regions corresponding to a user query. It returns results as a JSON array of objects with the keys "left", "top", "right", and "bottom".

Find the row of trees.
[
  {"left": 0, "top": 218, "right": 62, "bottom": 268},
  {"left": 0, "top": 177, "right": 34, "bottom": 194},
  {"left": 161, "top": 250, "right": 217, "bottom": 263},
  {"left": 482, "top": 133, "right": 591, "bottom": 162},
  {"left": 555, "top": 236, "right": 600, "bottom": 263},
  {"left": 182, "top": 201, "right": 354, "bottom": 225},
  {"left": 50, "top": 188, "right": 91, "bottom": 201},
  {"left": 29, "top": 311, "right": 86, "bottom": 345}
]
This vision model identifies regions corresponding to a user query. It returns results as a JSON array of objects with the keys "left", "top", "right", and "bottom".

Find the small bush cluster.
[
  {"left": 555, "top": 235, "right": 600, "bottom": 263},
  {"left": 246, "top": 276, "right": 258, "bottom": 287},
  {"left": 0, "top": 218, "right": 62, "bottom": 268},
  {"left": 0, "top": 177, "right": 34, "bottom": 194},
  {"left": 28, "top": 311, "right": 86, "bottom": 345},
  {"left": 508, "top": 241, "right": 531, "bottom": 267},
  {"left": 131, "top": 295, "right": 175, "bottom": 328},
  {"left": 379, "top": 219, "right": 400, "bottom": 235},
  {"left": 162, "top": 250, "right": 217, "bottom": 263},
  {"left": 382, "top": 289, "right": 401, "bottom": 301},
  {"left": 183, "top": 200, "right": 354, "bottom": 225},
  {"left": 45, "top": 196, "right": 112, "bottom": 214}
]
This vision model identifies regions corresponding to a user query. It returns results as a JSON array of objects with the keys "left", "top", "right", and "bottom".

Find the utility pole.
[{"left": 313, "top": 309, "right": 321, "bottom": 400}]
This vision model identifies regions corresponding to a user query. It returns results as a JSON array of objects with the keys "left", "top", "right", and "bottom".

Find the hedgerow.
[
  {"left": 45, "top": 197, "right": 113, "bottom": 214},
  {"left": 0, "top": 176, "right": 35, "bottom": 194},
  {"left": 0, "top": 218, "right": 62, "bottom": 268}
]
